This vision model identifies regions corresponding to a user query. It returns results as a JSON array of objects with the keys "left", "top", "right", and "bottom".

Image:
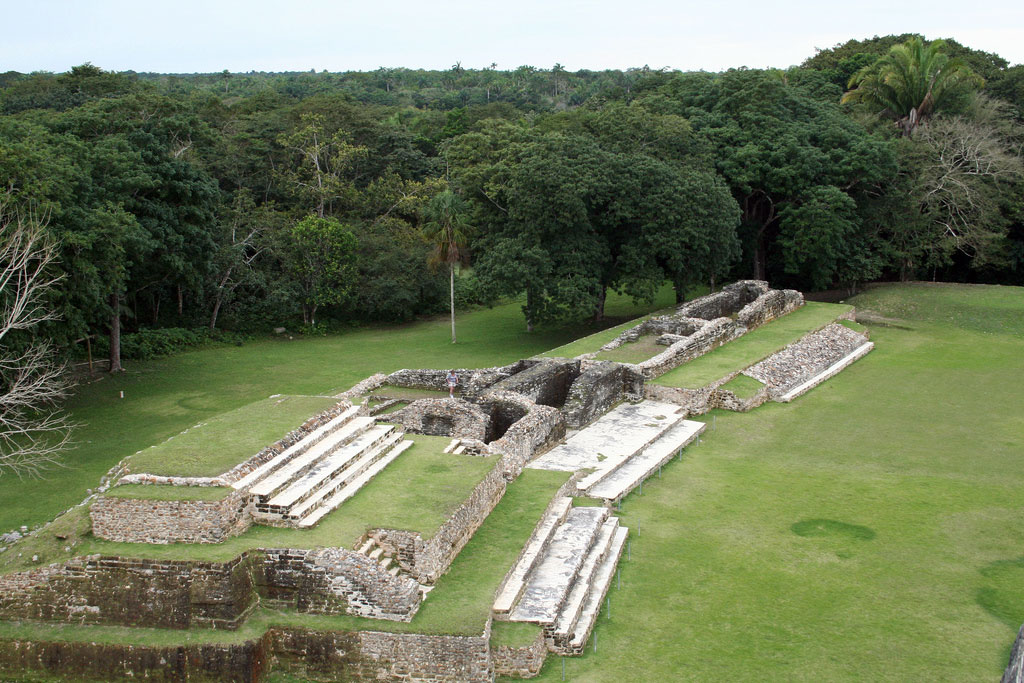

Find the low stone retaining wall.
[
  {"left": 0, "top": 626, "right": 494, "bottom": 682},
  {"left": 491, "top": 629, "right": 547, "bottom": 679},
  {"left": 0, "top": 546, "right": 420, "bottom": 631},
  {"left": 0, "top": 634, "right": 269, "bottom": 682},
  {"left": 257, "top": 548, "right": 420, "bottom": 622},
  {"left": 489, "top": 404, "right": 565, "bottom": 477},
  {"left": 90, "top": 488, "right": 252, "bottom": 544},
  {"left": 372, "top": 450, "right": 513, "bottom": 584},
  {"left": 643, "top": 374, "right": 769, "bottom": 415}
]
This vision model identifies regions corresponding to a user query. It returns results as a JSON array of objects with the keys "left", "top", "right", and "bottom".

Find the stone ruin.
[{"left": 0, "top": 280, "right": 878, "bottom": 682}]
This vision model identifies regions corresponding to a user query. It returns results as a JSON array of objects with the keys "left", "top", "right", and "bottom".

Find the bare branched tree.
[{"left": 0, "top": 204, "right": 74, "bottom": 476}]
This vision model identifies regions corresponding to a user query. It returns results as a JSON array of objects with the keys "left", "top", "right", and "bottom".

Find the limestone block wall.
[
  {"left": 0, "top": 546, "right": 421, "bottom": 631},
  {"left": 90, "top": 488, "right": 251, "bottom": 544},
  {"left": 561, "top": 360, "right": 644, "bottom": 428},
  {"left": 489, "top": 404, "right": 566, "bottom": 476},
  {"left": 0, "top": 635, "right": 269, "bottom": 683},
  {"left": 736, "top": 288, "right": 804, "bottom": 329},
  {"left": 677, "top": 280, "right": 768, "bottom": 320},
  {"left": 491, "top": 629, "right": 547, "bottom": 678},
  {"left": 0, "top": 554, "right": 257, "bottom": 630},
  {"left": 484, "top": 358, "right": 581, "bottom": 408},
  {"left": 384, "top": 398, "right": 489, "bottom": 440},
  {"left": 272, "top": 628, "right": 492, "bottom": 683},
  {"left": 0, "top": 627, "right": 495, "bottom": 682},
  {"left": 256, "top": 548, "right": 421, "bottom": 622},
  {"left": 632, "top": 317, "right": 746, "bottom": 379},
  {"left": 371, "top": 451, "right": 512, "bottom": 584},
  {"left": 385, "top": 360, "right": 537, "bottom": 399}
]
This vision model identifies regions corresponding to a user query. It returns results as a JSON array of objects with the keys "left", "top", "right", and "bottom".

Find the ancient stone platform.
[{"left": 528, "top": 399, "right": 705, "bottom": 503}]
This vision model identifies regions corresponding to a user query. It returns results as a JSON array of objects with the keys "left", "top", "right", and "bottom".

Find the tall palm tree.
[
  {"left": 422, "top": 190, "right": 474, "bottom": 343},
  {"left": 842, "top": 37, "right": 982, "bottom": 137}
]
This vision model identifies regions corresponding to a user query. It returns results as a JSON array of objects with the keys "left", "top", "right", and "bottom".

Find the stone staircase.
[
  {"left": 233, "top": 405, "right": 412, "bottom": 528},
  {"left": 528, "top": 400, "right": 705, "bottom": 505},
  {"left": 495, "top": 502, "right": 628, "bottom": 655},
  {"left": 357, "top": 536, "right": 434, "bottom": 599}
]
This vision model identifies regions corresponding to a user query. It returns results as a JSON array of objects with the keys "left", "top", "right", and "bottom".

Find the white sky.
[{"left": 2, "top": 0, "right": 1022, "bottom": 74}]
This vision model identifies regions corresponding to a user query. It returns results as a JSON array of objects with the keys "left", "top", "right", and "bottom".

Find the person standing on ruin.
[{"left": 447, "top": 369, "right": 459, "bottom": 399}]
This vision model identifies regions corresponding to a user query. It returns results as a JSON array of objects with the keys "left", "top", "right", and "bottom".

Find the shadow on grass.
[
  {"left": 977, "top": 558, "right": 1024, "bottom": 629},
  {"left": 790, "top": 518, "right": 876, "bottom": 541}
]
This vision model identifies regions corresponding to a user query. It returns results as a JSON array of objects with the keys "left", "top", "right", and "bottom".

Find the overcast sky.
[{"left": 3, "top": 0, "right": 1022, "bottom": 74}]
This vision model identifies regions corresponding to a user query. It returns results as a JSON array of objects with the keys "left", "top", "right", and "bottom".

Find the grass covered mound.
[
  {"left": 126, "top": 395, "right": 340, "bottom": 478},
  {"left": 652, "top": 301, "right": 852, "bottom": 388},
  {"left": 75, "top": 434, "right": 497, "bottom": 563},
  {"left": 0, "top": 468, "right": 568, "bottom": 642}
]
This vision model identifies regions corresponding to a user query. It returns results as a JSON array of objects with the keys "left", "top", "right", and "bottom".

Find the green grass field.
[
  {"left": 652, "top": 302, "right": 852, "bottom": 388},
  {"left": 1, "top": 282, "right": 1022, "bottom": 682},
  {"left": 523, "top": 283, "right": 1024, "bottom": 681}
]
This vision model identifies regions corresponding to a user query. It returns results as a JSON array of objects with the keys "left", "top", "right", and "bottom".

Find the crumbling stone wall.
[
  {"left": 484, "top": 358, "right": 581, "bottom": 408},
  {"left": 491, "top": 628, "right": 546, "bottom": 678},
  {"left": 736, "top": 288, "right": 803, "bottom": 329},
  {"left": 90, "top": 488, "right": 251, "bottom": 544},
  {"left": 561, "top": 360, "right": 644, "bottom": 428},
  {"left": 0, "top": 634, "right": 270, "bottom": 682},
  {"left": 0, "top": 626, "right": 494, "bottom": 682},
  {"left": 385, "top": 398, "right": 489, "bottom": 440},
  {"left": 489, "top": 405, "right": 565, "bottom": 477},
  {"left": 0, "top": 554, "right": 256, "bottom": 630},
  {"left": 256, "top": 548, "right": 420, "bottom": 622},
  {"left": 677, "top": 279, "right": 768, "bottom": 320},
  {"left": 0, "top": 546, "right": 420, "bottom": 631},
  {"left": 385, "top": 360, "right": 537, "bottom": 399},
  {"left": 476, "top": 391, "right": 533, "bottom": 443}
]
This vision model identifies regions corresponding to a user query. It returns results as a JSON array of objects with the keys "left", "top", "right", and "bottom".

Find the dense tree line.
[{"left": 1, "top": 35, "right": 1023, "bottom": 374}]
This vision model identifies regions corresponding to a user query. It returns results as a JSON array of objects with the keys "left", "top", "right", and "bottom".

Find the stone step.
[
  {"left": 283, "top": 431, "right": 403, "bottom": 521},
  {"left": 509, "top": 506, "right": 609, "bottom": 625},
  {"left": 567, "top": 525, "right": 629, "bottom": 653},
  {"left": 296, "top": 440, "right": 413, "bottom": 529},
  {"left": 493, "top": 496, "right": 573, "bottom": 616},
  {"left": 369, "top": 546, "right": 384, "bottom": 561},
  {"left": 586, "top": 420, "right": 705, "bottom": 502},
  {"left": 232, "top": 404, "right": 361, "bottom": 491},
  {"left": 248, "top": 416, "right": 376, "bottom": 499},
  {"left": 264, "top": 425, "right": 396, "bottom": 510},
  {"left": 357, "top": 538, "right": 375, "bottom": 554},
  {"left": 529, "top": 401, "right": 686, "bottom": 481},
  {"left": 551, "top": 517, "right": 620, "bottom": 643}
]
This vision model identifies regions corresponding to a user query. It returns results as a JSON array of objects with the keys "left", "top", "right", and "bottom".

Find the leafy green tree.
[
  {"left": 285, "top": 215, "right": 358, "bottom": 326},
  {"left": 276, "top": 112, "right": 367, "bottom": 217},
  {"left": 843, "top": 37, "right": 983, "bottom": 137},
  {"left": 422, "top": 189, "right": 474, "bottom": 343}
]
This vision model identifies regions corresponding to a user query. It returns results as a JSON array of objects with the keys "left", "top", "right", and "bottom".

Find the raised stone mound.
[
  {"left": 744, "top": 322, "right": 871, "bottom": 399},
  {"left": 595, "top": 280, "right": 804, "bottom": 378}
]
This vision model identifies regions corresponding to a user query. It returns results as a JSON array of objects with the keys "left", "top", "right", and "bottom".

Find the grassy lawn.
[
  {"left": 521, "top": 283, "right": 1024, "bottom": 681},
  {"left": 652, "top": 302, "right": 852, "bottom": 388},
  {"left": 0, "top": 290, "right": 669, "bottom": 535},
  {"left": 593, "top": 333, "right": 667, "bottom": 364},
  {"left": 126, "top": 395, "right": 339, "bottom": 478},
  {"left": 103, "top": 484, "right": 233, "bottom": 501}
]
